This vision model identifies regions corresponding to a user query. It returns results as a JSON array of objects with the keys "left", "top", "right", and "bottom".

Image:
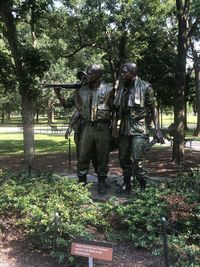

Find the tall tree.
[
  {"left": 173, "top": 0, "right": 200, "bottom": 162},
  {"left": 0, "top": 0, "right": 50, "bottom": 168},
  {"left": 188, "top": 0, "right": 200, "bottom": 136},
  {"left": 191, "top": 42, "right": 200, "bottom": 136},
  {"left": 173, "top": 0, "right": 189, "bottom": 163},
  {"left": 54, "top": 0, "right": 175, "bottom": 86}
]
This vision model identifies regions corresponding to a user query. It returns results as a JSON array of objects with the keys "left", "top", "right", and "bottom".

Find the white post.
[{"left": 88, "top": 257, "right": 93, "bottom": 267}]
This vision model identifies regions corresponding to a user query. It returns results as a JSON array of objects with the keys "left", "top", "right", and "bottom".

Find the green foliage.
[
  {"left": 168, "top": 235, "right": 200, "bottom": 267},
  {"left": 113, "top": 175, "right": 200, "bottom": 266},
  {"left": 0, "top": 171, "right": 103, "bottom": 264},
  {"left": 111, "top": 188, "right": 170, "bottom": 247},
  {"left": 0, "top": 50, "right": 16, "bottom": 91},
  {"left": 21, "top": 46, "right": 50, "bottom": 79},
  {"left": 0, "top": 170, "right": 199, "bottom": 265}
]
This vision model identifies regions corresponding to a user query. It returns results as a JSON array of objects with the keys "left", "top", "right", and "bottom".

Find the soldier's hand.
[
  {"left": 65, "top": 127, "right": 71, "bottom": 139},
  {"left": 112, "top": 126, "right": 119, "bottom": 139},
  {"left": 154, "top": 130, "right": 165, "bottom": 144},
  {"left": 54, "top": 88, "right": 61, "bottom": 95}
]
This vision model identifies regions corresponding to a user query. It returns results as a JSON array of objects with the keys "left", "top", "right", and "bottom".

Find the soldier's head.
[
  {"left": 77, "top": 70, "right": 87, "bottom": 84},
  {"left": 120, "top": 62, "right": 137, "bottom": 82},
  {"left": 86, "top": 64, "right": 102, "bottom": 84}
]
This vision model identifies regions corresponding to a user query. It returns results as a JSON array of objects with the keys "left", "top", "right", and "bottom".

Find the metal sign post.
[
  {"left": 161, "top": 217, "right": 170, "bottom": 267},
  {"left": 71, "top": 239, "right": 113, "bottom": 266},
  {"left": 68, "top": 138, "right": 71, "bottom": 173},
  {"left": 88, "top": 257, "right": 93, "bottom": 267}
]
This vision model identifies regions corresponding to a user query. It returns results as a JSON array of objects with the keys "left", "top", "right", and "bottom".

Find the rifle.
[{"left": 39, "top": 83, "right": 82, "bottom": 89}]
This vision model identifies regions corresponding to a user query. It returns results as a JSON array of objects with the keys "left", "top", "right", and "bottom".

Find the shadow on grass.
[{"left": 0, "top": 139, "right": 76, "bottom": 155}]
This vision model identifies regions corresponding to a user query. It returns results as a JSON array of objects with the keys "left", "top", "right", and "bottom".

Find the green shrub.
[
  {"left": 0, "top": 170, "right": 105, "bottom": 264},
  {"left": 109, "top": 174, "right": 200, "bottom": 266},
  {"left": 110, "top": 188, "right": 170, "bottom": 247},
  {"left": 0, "top": 169, "right": 199, "bottom": 266}
]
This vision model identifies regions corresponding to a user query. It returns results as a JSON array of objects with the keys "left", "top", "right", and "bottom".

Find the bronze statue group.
[{"left": 55, "top": 63, "right": 164, "bottom": 195}]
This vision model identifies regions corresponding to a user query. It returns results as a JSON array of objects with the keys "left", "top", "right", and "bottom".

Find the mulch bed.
[{"left": 0, "top": 147, "right": 199, "bottom": 178}]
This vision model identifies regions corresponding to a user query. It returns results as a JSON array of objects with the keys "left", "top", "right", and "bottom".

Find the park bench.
[
  {"left": 51, "top": 125, "right": 60, "bottom": 133},
  {"left": 168, "top": 137, "right": 194, "bottom": 148},
  {"left": 184, "top": 138, "right": 194, "bottom": 148},
  {"left": 50, "top": 125, "right": 68, "bottom": 133}
]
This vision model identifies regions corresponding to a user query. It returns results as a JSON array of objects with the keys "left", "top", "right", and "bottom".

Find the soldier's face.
[
  {"left": 86, "top": 69, "right": 98, "bottom": 84},
  {"left": 121, "top": 66, "right": 135, "bottom": 82},
  {"left": 80, "top": 74, "right": 87, "bottom": 84}
]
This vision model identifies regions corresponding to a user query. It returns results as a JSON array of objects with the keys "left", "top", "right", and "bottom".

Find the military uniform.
[
  {"left": 74, "top": 83, "right": 114, "bottom": 188},
  {"left": 114, "top": 76, "right": 157, "bottom": 189}
]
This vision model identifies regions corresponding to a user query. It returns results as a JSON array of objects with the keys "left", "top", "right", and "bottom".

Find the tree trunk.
[
  {"left": 0, "top": 2, "right": 35, "bottom": 168},
  {"left": 184, "top": 101, "right": 188, "bottom": 130},
  {"left": 160, "top": 107, "right": 163, "bottom": 129},
  {"left": 7, "top": 112, "right": 11, "bottom": 120},
  {"left": 1, "top": 112, "right": 5, "bottom": 123},
  {"left": 172, "top": 0, "right": 188, "bottom": 163},
  {"left": 36, "top": 110, "right": 39, "bottom": 124},
  {"left": 47, "top": 100, "right": 54, "bottom": 125},
  {"left": 191, "top": 45, "right": 200, "bottom": 136},
  {"left": 21, "top": 94, "right": 35, "bottom": 168},
  {"left": 194, "top": 63, "right": 200, "bottom": 136}
]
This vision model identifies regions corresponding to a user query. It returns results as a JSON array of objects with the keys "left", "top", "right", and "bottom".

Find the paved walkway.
[
  {"left": 0, "top": 126, "right": 66, "bottom": 134},
  {"left": 153, "top": 138, "right": 200, "bottom": 151}
]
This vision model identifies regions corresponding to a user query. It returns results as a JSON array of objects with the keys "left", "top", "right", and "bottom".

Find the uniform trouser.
[
  {"left": 74, "top": 129, "right": 81, "bottom": 159},
  {"left": 119, "top": 134, "right": 149, "bottom": 182},
  {"left": 74, "top": 127, "right": 98, "bottom": 172},
  {"left": 77, "top": 122, "right": 110, "bottom": 181}
]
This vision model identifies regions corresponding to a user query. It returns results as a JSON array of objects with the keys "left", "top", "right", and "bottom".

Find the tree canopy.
[{"left": 0, "top": 0, "right": 200, "bottom": 165}]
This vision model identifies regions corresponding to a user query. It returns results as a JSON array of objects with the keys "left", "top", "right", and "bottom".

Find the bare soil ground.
[
  {"left": 0, "top": 229, "right": 164, "bottom": 267},
  {"left": 1, "top": 146, "right": 199, "bottom": 178},
  {"left": 0, "top": 146, "right": 199, "bottom": 267}
]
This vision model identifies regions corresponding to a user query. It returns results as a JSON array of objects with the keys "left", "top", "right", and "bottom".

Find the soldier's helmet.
[
  {"left": 77, "top": 70, "right": 86, "bottom": 80},
  {"left": 86, "top": 64, "right": 102, "bottom": 79}
]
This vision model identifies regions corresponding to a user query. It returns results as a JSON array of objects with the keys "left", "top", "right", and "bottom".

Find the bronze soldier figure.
[
  {"left": 54, "top": 71, "right": 87, "bottom": 158},
  {"left": 113, "top": 62, "right": 164, "bottom": 193},
  {"left": 74, "top": 64, "right": 114, "bottom": 194}
]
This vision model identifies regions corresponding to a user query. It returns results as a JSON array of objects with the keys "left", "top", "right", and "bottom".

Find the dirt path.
[{"left": 0, "top": 229, "right": 165, "bottom": 267}]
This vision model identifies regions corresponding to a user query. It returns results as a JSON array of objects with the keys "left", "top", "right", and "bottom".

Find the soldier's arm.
[
  {"left": 54, "top": 88, "right": 75, "bottom": 109},
  {"left": 70, "top": 110, "right": 81, "bottom": 128},
  {"left": 109, "top": 88, "right": 119, "bottom": 137},
  {"left": 65, "top": 110, "right": 80, "bottom": 139},
  {"left": 146, "top": 86, "right": 164, "bottom": 144},
  {"left": 54, "top": 88, "right": 68, "bottom": 108},
  {"left": 109, "top": 88, "right": 115, "bottom": 116}
]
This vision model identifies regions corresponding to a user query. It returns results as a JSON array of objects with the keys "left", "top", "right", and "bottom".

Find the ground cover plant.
[
  {"left": 110, "top": 174, "right": 200, "bottom": 266},
  {"left": 0, "top": 169, "right": 199, "bottom": 266}
]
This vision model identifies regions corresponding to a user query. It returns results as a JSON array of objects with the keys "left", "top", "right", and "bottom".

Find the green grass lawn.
[
  {"left": 0, "top": 130, "right": 199, "bottom": 157},
  {"left": 1, "top": 115, "right": 69, "bottom": 125},
  {"left": 0, "top": 133, "right": 76, "bottom": 156},
  {"left": 0, "top": 112, "right": 199, "bottom": 156}
]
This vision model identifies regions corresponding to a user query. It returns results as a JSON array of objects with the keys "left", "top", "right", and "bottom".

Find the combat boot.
[
  {"left": 78, "top": 175, "right": 87, "bottom": 186},
  {"left": 116, "top": 176, "right": 131, "bottom": 194},
  {"left": 139, "top": 179, "right": 146, "bottom": 192},
  {"left": 98, "top": 176, "right": 107, "bottom": 194}
]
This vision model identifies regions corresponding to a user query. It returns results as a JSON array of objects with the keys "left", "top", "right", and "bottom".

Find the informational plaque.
[{"left": 71, "top": 239, "right": 113, "bottom": 261}]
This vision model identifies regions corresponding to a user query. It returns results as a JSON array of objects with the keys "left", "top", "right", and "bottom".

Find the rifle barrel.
[{"left": 39, "top": 83, "right": 82, "bottom": 89}]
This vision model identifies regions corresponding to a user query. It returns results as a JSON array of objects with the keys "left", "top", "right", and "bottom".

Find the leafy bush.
[
  {"left": 109, "top": 188, "right": 170, "bottom": 247},
  {"left": 0, "top": 169, "right": 199, "bottom": 266},
  {"left": 0, "top": 170, "right": 105, "bottom": 264},
  {"left": 109, "top": 174, "right": 200, "bottom": 266}
]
